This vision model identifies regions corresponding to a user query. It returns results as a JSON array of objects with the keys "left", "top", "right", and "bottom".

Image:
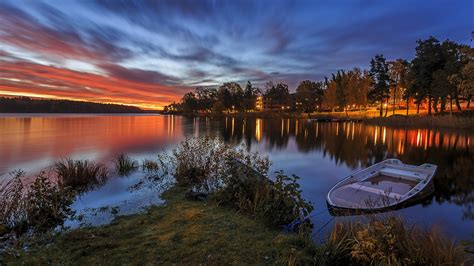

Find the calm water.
[{"left": 0, "top": 114, "right": 473, "bottom": 241}]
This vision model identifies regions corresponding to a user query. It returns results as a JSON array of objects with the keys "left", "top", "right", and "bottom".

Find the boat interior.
[{"left": 329, "top": 166, "right": 430, "bottom": 209}]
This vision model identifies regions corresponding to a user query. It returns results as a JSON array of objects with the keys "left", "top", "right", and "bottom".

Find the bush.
[
  {"left": 170, "top": 137, "right": 270, "bottom": 191},
  {"left": 25, "top": 172, "right": 75, "bottom": 233},
  {"left": 55, "top": 159, "right": 108, "bottom": 193},
  {"left": 115, "top": 154, "right": 138, "bottom": 176},
  {"left": 323, "top": 217, "right": 466, "bottom": 265},
  {"left": 0, "top": 171, "right": 74, "bottom": 236},
  {"left": 161, "top": 137, "right": 313, "bottom": 232},
  {"left": 215, "top": 167, "right": 314, "bottom": 232}
]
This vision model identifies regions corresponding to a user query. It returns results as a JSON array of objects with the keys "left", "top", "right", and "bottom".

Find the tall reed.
[
  {"left": 55, "top": 158, "right": 108, "bottom": 193},
  {"left": 115, "top": 154, "right": 138, "bottom": 176}
]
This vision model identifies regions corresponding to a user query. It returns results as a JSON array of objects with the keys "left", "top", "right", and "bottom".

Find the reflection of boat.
[{"left": 327, "top": 159, "right": 437, "bottom": 214}]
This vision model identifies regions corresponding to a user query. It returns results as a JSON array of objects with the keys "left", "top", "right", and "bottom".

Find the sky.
[{"left": 0, "top": 1, "right": 472, "bottom": 110}]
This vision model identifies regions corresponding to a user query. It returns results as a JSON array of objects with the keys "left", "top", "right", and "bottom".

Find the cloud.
[
  {"left": 99, "top": 63, "right": 183, "bottom": 86},
  {"left": 0, "top": 59, "right": 187, "bottom": 109},
  {"left": 0, "top": 4, "right": 131, "bottom": 63},
  {"left": 0, "top": 0, "right": 471, "bottom": 108}
]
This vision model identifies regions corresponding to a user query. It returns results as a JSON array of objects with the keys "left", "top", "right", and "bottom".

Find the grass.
[
  {"left": 55, "top": 159, "right": 108, "bottom": 193},
  {"left": 1, "top": 186, "right": 317, "bottom": 264},
  {"left": 324, "top": 217, "right": 469, "bottom": 265},
  {"left": 2, "top": 186, "right": 470, "bottom": 265},
  {"left": 365, "top": 112, "right": 474, "bottom": 129},
  {"left": 115, "top": 154, "right": 138, "bottom": 176}
]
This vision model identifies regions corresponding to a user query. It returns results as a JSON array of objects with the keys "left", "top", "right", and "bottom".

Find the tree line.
[
  {"left": 167, "top": 36, "right": 472, "bottom": 117},
  {"left": 0, "top": 97, "right": 143, "bottom": 113}
]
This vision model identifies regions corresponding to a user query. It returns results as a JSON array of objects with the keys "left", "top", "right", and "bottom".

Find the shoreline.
[
  {"left": 2, "top": 186, "right": 470, "bottom": 264},
  {"left": 165, "top": 110, "right": 474, "bottom": 129}
]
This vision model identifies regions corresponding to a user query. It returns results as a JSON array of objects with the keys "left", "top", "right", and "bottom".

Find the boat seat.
[
  {"left": 379, "top": 168, "right": 426, "bottom": 182},
  {"left": 347, "top": 183, "right": 404, "bottom": 199}
]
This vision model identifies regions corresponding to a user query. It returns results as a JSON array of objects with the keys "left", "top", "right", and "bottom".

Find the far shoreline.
[
  {"left": 1, "top": 110, "right": 473, "bottom": 129},
  {"left": 164, "top": 109, "right": 474, "bottom": 129}
]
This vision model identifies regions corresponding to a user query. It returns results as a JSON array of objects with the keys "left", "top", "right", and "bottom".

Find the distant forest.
[{"left": 0, "top": 97, "right": 143, "bottom": 113}]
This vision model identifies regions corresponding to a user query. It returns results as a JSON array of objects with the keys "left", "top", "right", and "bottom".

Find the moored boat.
[{"left": 327, "top": 159, "right": 437, "bottom": 213}]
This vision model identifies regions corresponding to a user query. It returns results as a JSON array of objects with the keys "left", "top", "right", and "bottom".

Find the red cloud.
[{"left": 0, "top": 60, "right": 185, "bottom": 109}]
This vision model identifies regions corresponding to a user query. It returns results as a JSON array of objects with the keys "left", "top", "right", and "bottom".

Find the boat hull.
[{"left": 326, "top": 159, "right": 437, "bottom": 214}]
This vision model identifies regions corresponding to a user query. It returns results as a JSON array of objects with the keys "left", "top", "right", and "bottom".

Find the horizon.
[{"left": 0, "top": 1, "right": 472, "bottom": 110}]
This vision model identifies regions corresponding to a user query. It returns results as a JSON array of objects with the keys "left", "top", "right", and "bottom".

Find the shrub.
[
  {"left": 0, "top": 170, "right": 74, "bottom": 236},
  {"left": 324, "top": 216, "right": 466, "bottom": 265},
  {"left": 115, "top": 154, "right": 138, "bottom": 176},
  {"left": 25, "top": 172, "right": 75, "bottom": 233},
  {"left": 161, "top": 137, "right": 313, "bottom": 232},
  {"left": 215, "top": 167, "right": 314, "bottom": 232},
  {"left": 170, "top": 137, "right": 270, "bottom": 191},
  {"left": 142, "top": 159, "right": 159, "bottom": 173},
  {"left": 55, "top": 158, "right": 108, "bottom": 193}
]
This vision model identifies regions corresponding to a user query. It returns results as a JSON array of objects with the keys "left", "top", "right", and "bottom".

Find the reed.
[
  {"left": 115, "top": 154, "right": 138, "bottom": 176},
  {"left": 141, "top": 159, "right": 159, "bottom": 173},
  {"left": 55, "top": 158, "right": 108, "bottom": 193}
]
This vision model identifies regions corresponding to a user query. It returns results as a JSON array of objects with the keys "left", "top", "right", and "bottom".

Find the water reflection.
[
  {"left": 210, "top": 117, "right": 473, "bottom": 220},
  {"left": 0, "top": 114, "right": 472, "bottom": 237},
  {"left": 0, "top": 115, "right": 184, "bottom": 176}
]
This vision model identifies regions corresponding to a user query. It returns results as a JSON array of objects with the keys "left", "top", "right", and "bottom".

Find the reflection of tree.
[
  {"left": 436, "top": 156, "right": 474, "bottom": 220},
  {"left": 214, "top": 117, "right": 473, "bottom": 220}
]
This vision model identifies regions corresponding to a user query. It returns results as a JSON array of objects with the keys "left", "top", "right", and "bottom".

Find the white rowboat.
[{"left": 327, "top": 159, "right": 437, "bottom": 212}]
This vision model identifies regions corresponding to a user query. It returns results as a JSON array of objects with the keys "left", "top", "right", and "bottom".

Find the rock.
[
  {"left": 0, "top": 225, "right": 8, "bottom": 236},
  {"left": 185, "top": 190, "right": 208, "bottom": 201}
]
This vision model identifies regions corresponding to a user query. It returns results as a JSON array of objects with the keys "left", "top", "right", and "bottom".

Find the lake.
[{"left": 0, "top": 114, "right": 472, "bottom": 241}]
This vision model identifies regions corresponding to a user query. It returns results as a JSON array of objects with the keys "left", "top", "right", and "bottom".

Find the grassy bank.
[
  {"left": 1, "top": 186, "right": 317, "bottom": 264},
  {"left": 365, "top": 112, "right": 474, "bottom": 129},
  {"left": 168, "top": 110, "right": 474, "bottom": 128},
  {"left": 3, "top": 186, "right": 470, "bottom": 265}
]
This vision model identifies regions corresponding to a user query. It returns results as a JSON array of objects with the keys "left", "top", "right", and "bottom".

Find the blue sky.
[{"left": 0, "top": 0, "right": 472, "bottom": 109}]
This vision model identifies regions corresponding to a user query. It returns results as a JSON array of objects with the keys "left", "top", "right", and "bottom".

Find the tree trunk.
[
  {"left": 440, "top": 97, "right": 446, "bottom": 113},
  {"left": 467, "top": 95, "right": 472, "bottom": 109},
  {"left": 379, "top": 100, "right": 383, "bottom": 117},
  {"left": 393, "top": 87, "right": 397, "bottom": 115},
  {"left": 406, "top": 97, "right": 409, "bottom": 116},
  {"left": 455, "top": 95, "right": 462, "bottom": 111},
  {"left": 416, "top": 102, "right": 420, "bottom": 114},
  {"left": 450, "top": 95, "right": 453, "bottom": 116},
  {"left": 384, "top": 99, "right": 388, "bottom": 117},
  {"left": 427, "top": 97, "right": 432, "bottom": 115}
]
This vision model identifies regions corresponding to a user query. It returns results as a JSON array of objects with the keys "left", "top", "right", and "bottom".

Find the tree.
[
  {"left": 182, "top": 92, "right": 198, "bottom": 112},
  {"left": 243, "top": 81, "right": 260, "bottom": 111},
  {"left": 333, "top": 71, "right": 350, "bottom": 116},
  {"left": 295, "top": 80, "right": 324, "bottom": 118},
  {"left": 388, "top": 59, "right": 409, "bottom": 115},
  {"left": 368, "top": 54, "right": 391, "bottom": 117},
  {"left": 323, "top": 77, "right": 337, "bottom": 111},
  {"left": 195, "top": 87, "right": 218, "bottom": 112},
  {"left": 448, "top": 45, "right": 473, "bottom": 110},
  {"left": 264, "top": 82, "right": 290, "bottom": 109},
  {"left": 218, "top": 82, "right": 243, "bottom": 111},
  {"left": 409, "top": 37, "right": 444, "bottom": 115}
]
